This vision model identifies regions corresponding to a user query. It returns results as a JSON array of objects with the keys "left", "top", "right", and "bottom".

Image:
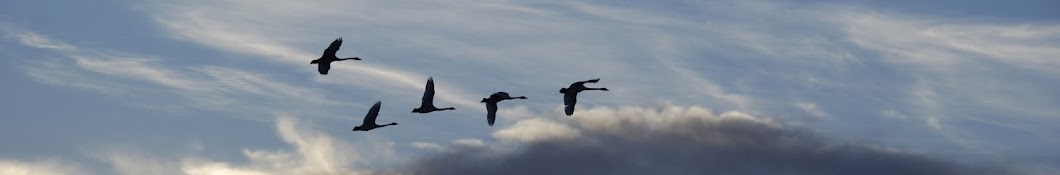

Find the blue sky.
[{"left": 1, "top": 0, "right": 1058, "bottom": 174}]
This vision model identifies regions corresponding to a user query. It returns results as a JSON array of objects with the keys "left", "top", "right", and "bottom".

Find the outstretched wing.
[
  {"left": 421, "top": 77, "right": 435, "bottom": 107},
  {"left": 317, "top": 62, "right": 331, "bottom": 75},
  {"left": 580, "top": 78, "right": 601, "bottom": 83},
  {"left": 486, "top": 102, "right": 498, "bottom": 126},
  {"left": 363, "top": 101, "right": 381, "bottom": 125},
  {"left": 564, "top": 93, "right": 577, "bottom": 116},
  {"left": 323, "top": 38, "right": 342, "bottom": 56},
  {"left": 495, "top": 92, "right": 511, "bottom": 99}
]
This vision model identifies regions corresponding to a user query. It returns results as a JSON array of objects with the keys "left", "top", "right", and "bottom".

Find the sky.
[{"left": 1, "top": 0, "right": 1058, "bottom": 174}]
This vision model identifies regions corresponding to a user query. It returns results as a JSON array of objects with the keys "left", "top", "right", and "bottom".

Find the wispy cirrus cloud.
[{"left": 5, "top": 27, "right": 349, "bottom": 120}]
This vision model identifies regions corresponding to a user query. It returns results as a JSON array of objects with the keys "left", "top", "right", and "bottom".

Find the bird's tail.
[{"left": 559, "top": 88, "right": 568, "bottom": 93}]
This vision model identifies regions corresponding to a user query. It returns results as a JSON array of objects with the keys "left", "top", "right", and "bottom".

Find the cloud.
[
  {"left": 404, "top": 105, "right": 1009, "bottom": 175},
  {"left": 88, "top": 149, "right": 181, "bottom": 175},
  {"left": 491, "top": 118, "right": 581, "bottom": 143},
  {"left": 12, "top": 32, "right": 77, "bottom": 51},
  {"left": 62, "top": 115, "right": 378, "bottom": 175},
  {"left": 5, "top": 28, "right": 349, "bottom": 120},
  {"left": 794, "top": 102, "right": 828, "bottom": 119},
  {"left": 0, "top": 159, "right": 89, "bottom": 175},
  {"left": 180, "top": 116, "right": 369, "bottom": 175}
]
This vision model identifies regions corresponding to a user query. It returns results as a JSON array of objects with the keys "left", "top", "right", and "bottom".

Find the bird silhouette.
[
  {"left": 413, "top": 77, "right": 456, "bottom": 113},
  {"left": 560, "top": 78, "right": 608, "bottom": 116},
  {"left": 352, "top": 101, "right": 397, "bottom": 131},
  {"left": 310, "top": 38, "right": 361, "bottom": 75},
  {"left": 480, "top": 92, "right": 527, "bottom": 126}
]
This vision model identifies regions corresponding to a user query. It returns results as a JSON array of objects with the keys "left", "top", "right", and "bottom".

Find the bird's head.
[{"left": 480, "top": 98, "right": 489, "bottom": 103}]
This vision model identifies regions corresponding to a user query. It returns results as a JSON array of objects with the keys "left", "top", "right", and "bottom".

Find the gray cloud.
[{"left": 402, "top": 105, "right": 1010, "bottom": 175}]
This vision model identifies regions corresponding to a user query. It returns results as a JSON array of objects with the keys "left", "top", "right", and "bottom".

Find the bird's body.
[
  {"left": 560, "top": 78, "right": 608, "bottom": 116},
  {"left": 481, "top": 92, "right": 527, "bottom": 126},
  {"left": 352, "top": 101, "right": 397, "bottom": 131},
  {"left": 413, "top": 77, "right": 456, "bottom": 113},
  {"left": 311, "top": 38, "right": 361, "bottom": 75}
]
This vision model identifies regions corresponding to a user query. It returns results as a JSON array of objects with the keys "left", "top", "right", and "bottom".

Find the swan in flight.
[
  {"left": 560, "top": 78, "right": 608, "bottom": 116},
  {"left": 310, "top": 38, "right": 361, "bottom": 75},
  {"left": 352, "top": 101, "right": 397, "bottom": 131},
  {"left": 481, "top": 92, "right": 527, "bottom": 126},
  {"left": 413, "top": 77, "right": 456, "bottom": 113}
]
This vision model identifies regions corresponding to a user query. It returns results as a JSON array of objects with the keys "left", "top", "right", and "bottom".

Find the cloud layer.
[{"left": 405, "top": 105, "right": 1008, "bottom": 175}]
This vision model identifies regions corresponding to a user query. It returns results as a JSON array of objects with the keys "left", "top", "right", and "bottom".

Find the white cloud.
[
  {"left": 492, "top": 118, "right": 581, "bottom": 143},
  {"left": 0, "top": 159, "right": 89, "bottom": 175},
  {"left": 450, "top": 139, "right": 486, "bottom": 149},
  {"left": 6, "top": 29, "right": 349, "bottom": 120},
  {"left": 89, "top": 149, "right": 180, "bottom": 175},
  {"left": 409, "top": 142, "right": 446, "bottom": 152},
  {"left": 794, "top": 102, "right": 828, "bottom": 119},
  {"left": 84, "top": 116, "right": 376, "bottom": 175},
  {"left": 13, "top": 33, "right": 77, "bottom": 51}
]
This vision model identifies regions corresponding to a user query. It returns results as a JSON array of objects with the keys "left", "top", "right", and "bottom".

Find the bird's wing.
[
  {"left": 317, "top": 62, "right": 331, "bottom": 75},
  {"left": 323, "top": 38, "right": 342, "bottom": 56},
  {"left": 486, "top": 102, "right": 498, "bottom": 126},
  {"left": 569, "top": 83, "right": 584, "bottom": 91},
  {"left": 364, "top": 101, "right": 381, "bottom": 124},
  {"left": 496, "top": 92, "right": 511, "bottom": 99},
  {"left": 421, "top": 77, "right": 435, "bottom": 107},
  {"left": 564, "top": 93, "right": 577, "bottom": 116}
]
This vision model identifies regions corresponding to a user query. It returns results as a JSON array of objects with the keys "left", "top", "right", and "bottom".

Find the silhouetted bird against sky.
[
  {"left": 310, "top": 38, "right": 361, "bottom": 75},
  {"left": 481, "top": 92, "right": 527, "bottom": 126},
  {"left": 413, "top": 77, "right": 456, "bottom": 113},
  {"left": 560, "top": 78, "right": 608, "bottom": 116},
  {"left": 352, "top": 101, "right": 397, "bottom": 131}
]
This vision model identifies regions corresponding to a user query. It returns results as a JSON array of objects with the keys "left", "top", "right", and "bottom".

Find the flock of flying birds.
[{"left": 310, "top": 38, "right": 609, "bottom": 131}]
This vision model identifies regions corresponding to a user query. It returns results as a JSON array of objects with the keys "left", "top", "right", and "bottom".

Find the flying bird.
[
  {"left": 413, "top": 77, "right": 456, "bottom": 113},
  {"left": 352, "top": 101, "right": 397, "bottom": 131},
  {"left": 310, "top": 38, "right": 361, "bottom": 75},
  {"left": 560, "top": 78, "right": 609, "bottom": 116},
  {"left": 481, "top": 92, "right": 527, "bottom": 126}
]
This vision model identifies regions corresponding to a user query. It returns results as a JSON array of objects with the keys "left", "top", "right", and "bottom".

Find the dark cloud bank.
[{"left": 397, "top": 106, "right": 1011, "bottom": 175}]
